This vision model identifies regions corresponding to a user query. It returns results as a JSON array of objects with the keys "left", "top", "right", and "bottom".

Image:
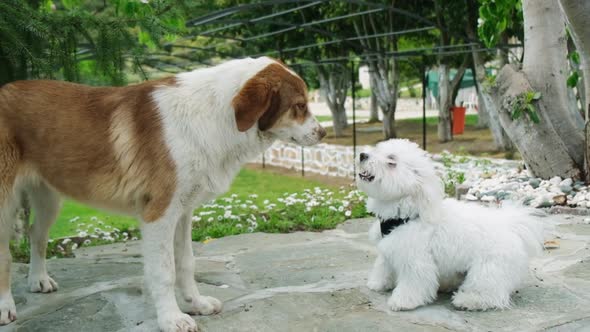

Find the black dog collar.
[{"left": 379, "top": 217, "right": 410, "bottom": 236}]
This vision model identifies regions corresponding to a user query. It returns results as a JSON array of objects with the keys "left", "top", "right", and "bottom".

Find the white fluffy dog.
[{"left": 356, "top": 139, "right": 544, "bottom": 311}]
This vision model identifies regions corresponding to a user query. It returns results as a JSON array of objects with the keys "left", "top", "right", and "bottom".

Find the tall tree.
[
  {"left": 487, "top": 0, "right": 584, "bottom": 178},
  {"left": 558, "top": 0, "right": 590, "bottom": 180},
  {"left": 0, "top": 0, "right": 189, "bottom": 86},
  {"left": 465, "top": 0, "right": 513, "bottom": 151},
  {"left": 433, "top": 0, "right": 471, "bottom": 142}
]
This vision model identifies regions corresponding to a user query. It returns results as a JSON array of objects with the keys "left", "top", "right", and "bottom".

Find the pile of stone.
[{"left": 431, "top": 152, "right": 587, "bottom": 209}]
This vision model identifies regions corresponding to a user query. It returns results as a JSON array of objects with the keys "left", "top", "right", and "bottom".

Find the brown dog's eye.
[{"left": 296, "top": 103, "right": 307, "bottom": 112}]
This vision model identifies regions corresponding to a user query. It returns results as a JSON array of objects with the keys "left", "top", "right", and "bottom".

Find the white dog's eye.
[{"left": 387, "top": 155, "right": 396, "bottom": 167}]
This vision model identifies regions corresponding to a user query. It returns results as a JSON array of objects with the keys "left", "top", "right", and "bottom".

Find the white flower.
[
  {"left": 191, "top": 216, "right": 201, "bottom": 222},
  {"left": 208, "top": 217, "right": 214, "bottom": 222},
  {"left": 83, "top": 239, "right": 91, "bottom": 245},
  {"left": 91, "top": 216, "right": 98, "bottom": 222},
  {"left": 69, "top": 217, "right": 80, "bottom": 223},
  {"left": 236, "top": 223, "right": 243, "bottom": 228},
  {"left": 78, "top": 231, "right": 88, "bottom": 237},
  {"left": 263, "top": 200, "right": 270, "bottom": 205},
  {"left": 140, "top": 0, "right": 149, "bottom": 3},
  {"left": 131, "top": 237, "right": 138, "bottom": 241},
  {"left": 247, "top": 227, "right": 254, "bottom": 232},
  {"left": 217, "top": 215, "right": 223, "bottom": 221},
  {"left": 249, "top": 194, "right": 258, "bottom": 198},
  {"left": 345, "top": 210, "right": 352, "bottom": 217},
  {"left": 62, "top": 238, "right": 71, "bottom": 245},
  {"left": 338, "top": 206, "right": 344, "bottom": 212},
  {"left": 250, "top": 205, "right": 258, "bottom": 210},
  {"left": 71, "top": 243, "right": 78, "bottom": 250}
]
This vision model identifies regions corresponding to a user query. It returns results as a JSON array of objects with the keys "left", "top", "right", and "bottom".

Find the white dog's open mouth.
[{"left": 358, "top": 171, "right": 375, "bottom": 182}]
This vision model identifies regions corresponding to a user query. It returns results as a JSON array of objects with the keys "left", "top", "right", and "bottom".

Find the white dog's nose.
[{"left": 360, "top": 153, "right": 369, "bottom": 162}]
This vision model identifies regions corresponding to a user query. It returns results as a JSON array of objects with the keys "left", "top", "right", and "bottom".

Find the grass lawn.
[
  {"left": 322, "top": 114, "right": 519, "bottom": 159},
  {"left": 48, "top": 167, "right": 360, "bottom": 240}
]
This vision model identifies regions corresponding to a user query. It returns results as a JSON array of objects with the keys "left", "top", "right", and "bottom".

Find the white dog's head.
[
  {"left": 356, "top": 139, "right": 444, "bottom": 218},
  {"left": 232, "top": 57, "right": 326, "bottom": 146}
]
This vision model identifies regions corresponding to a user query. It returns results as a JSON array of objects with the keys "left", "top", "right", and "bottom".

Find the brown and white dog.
[{"left": 0, "top": 57, "right": 325, "bottom": 331}]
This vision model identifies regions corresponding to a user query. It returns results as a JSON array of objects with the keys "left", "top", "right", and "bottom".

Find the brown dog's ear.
[{"left": 232, "top": 73, "right": 280, "bottom": 132}]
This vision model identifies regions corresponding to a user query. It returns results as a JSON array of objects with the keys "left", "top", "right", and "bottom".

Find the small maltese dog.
[{"left": 356, "top": 139, "right": 544, "bottom": 312}]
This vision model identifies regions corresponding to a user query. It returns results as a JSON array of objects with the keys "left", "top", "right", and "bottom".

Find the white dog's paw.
[
  {"left": 184, "top": 295, "right": 222, "bottom": 316},
  {"left": 0, "top": 294, "right": 17, "bottom": 325},
  {"left": 28, "top": 273, "right": 58, "bottom": 293},
  {"left": 158, "top": 311, "right": 198, "bottom": 332},
  {"left": 387, "top": 292, "right": 426, "bottom": 311},
  {"left": 452, "top": 291, "right": 508, "bottom": 311},
  {"left": 367, "top": 277, "right": 390, "bottom": 292}
]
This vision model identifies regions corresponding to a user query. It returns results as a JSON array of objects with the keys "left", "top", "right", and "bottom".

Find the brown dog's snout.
[{"left": 316, "top": 126, "right": 327, "bottom": 139}]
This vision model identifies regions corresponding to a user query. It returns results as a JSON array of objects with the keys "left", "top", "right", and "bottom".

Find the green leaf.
[
  {"left": 40, "top": 0, "right": 54, "bottom": 12},
  {"left": 138, "top": 30, "right": 156, "bottom": 49},
  {"left": 529, "top": 109, "right": 540, "bottom": 123},
  {"left": 61, "top": 0, "right": 82, "bottom": 10},
  {"left": 567, "top": 72, "right": 579, "bottom": 88},
  {"left": 570, "top": 51, "right": 580, "bottom": 65},
  {"left": 512, "top": 109, "right": 522, "bottom": 120},
  {"left": 532, "top": 91, "right": 542, "bottom": 100}
]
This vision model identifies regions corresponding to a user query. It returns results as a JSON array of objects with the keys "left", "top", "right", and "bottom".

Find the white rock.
[
  {"left": 549, "top": 176, "right": 562, "bottom": 185},
  {"left": 559, "top": 178, "right": 573, "bottom": 187},
  {"left": 481, "top": 195, "right": 496, "bottom": 202},
  {"left": 586, "top": 201, "right": 590, "bottom": 208},
  {"left": 465, "top": 194, "right": 478, "bottom": 201}
]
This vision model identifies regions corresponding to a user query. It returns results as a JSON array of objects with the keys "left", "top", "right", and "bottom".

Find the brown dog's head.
[{"left": 232, "top": 57, "right": 326, "bottom": 146}]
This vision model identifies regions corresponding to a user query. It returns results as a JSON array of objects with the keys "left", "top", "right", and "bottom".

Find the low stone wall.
[{"left": 253, "top": 142, "right": 368, "bottom": 178}]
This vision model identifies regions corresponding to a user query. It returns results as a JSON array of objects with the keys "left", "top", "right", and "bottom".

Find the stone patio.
[{"left": 2, "top": 214, "right": 590, "bottom": 332}]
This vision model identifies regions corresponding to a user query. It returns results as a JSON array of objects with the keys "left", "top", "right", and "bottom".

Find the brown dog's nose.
[{"left": 317, "top": 126, "right": 327, "bottom": 139}]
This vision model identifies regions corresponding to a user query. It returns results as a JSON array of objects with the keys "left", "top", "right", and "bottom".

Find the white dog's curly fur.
[{"left": 356, "top": 139, "right": 544, "bottom": 312}]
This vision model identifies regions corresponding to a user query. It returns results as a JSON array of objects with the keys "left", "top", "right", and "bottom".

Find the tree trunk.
[
  {"left": 480, "top": 89, "right": 514, "bottom": 151},
  {"left": 471, "top": 37, "right": 514, "bottom": 150},
  {"left": 331, "top": 104, "right": 347, "bottom": 137},
  {"left": 558, "top": 0, "right": 590, "bottom": 180},
  {"left": 383, "top": 114, "right": 396, "bottom": 139},
  {"left": 521, "top": 0, "right": 584, "bottom": 167},
  {"left": 317, "top": 65, "right": 348, "bottom": 137},
  {"left": 382, "top": 105, "right": 397, "bottom": 139},
  {"left": 559, "top": 0, "right": 590, "bottom": 119},
  {"left": 369, "top": 91, "right": 379, "bottom": 122},
  {"left": 491, "top": 65, "right": 581, "bottom": 178},
  {"left": 437, "top": 64, "right": 452, "bottom": 142},
  {"left": 368, "top": 68, "right": 380, "bottom": 123}
]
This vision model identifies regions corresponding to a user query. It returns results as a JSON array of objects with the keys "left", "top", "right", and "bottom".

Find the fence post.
[{"left": 351, "top": 60, "right": 357, "bottom": 179}]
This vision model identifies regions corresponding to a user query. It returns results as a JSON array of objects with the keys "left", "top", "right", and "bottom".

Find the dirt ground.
[{"left": 322, "top": 119, "right": 520, "bottom": 159}]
